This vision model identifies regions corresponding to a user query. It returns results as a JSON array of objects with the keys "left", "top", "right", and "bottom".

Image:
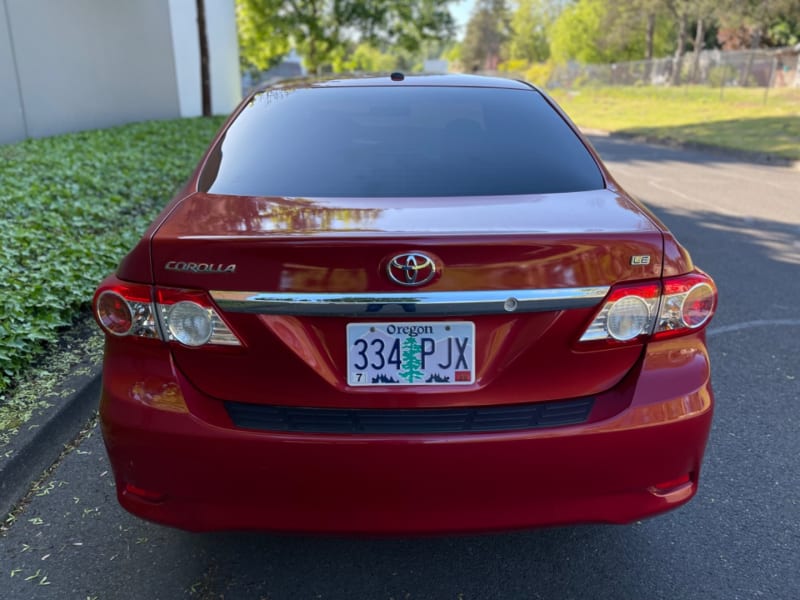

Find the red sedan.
[{"left": 93, "top": 74, "right": 717, "bottom": 533}]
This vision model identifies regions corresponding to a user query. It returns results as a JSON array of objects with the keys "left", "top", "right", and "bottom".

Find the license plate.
[{"left": 347, "top": 322, "right": 475, "bottom": 386}]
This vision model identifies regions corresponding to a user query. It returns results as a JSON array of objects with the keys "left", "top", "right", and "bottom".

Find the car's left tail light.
[
  {"left": 95, "top": 284, "right": 159, "bottom": 339},
  {"left": 156, "top": 287, "right": 241, "bottom": 346},
  {"left": 93, "top": 278, "right": 241, "bottom": 347}
]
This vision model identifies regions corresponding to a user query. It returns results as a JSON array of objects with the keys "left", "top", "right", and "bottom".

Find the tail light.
[
  {"left": 579, "top": 270, "right": 717, "bottom": 346},
  {"left": 654, "top": 273, "right": 716, "bottom": 339},
  {"left": 156, "top": 288, "right": 241, "bottom": 346},
  {"left": 95, "top": 284, "right": 159, "bottom": 339},
  {"left": 579, "top": 281, "right": 660, "bottom": 343},
  {"left": 93, "top": 278, "right": 241, "bottom": 347}
]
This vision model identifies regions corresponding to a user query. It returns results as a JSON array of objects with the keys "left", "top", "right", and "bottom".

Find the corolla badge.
[
  {"left": 387, "top": 253, "right": 437, "bottom": 286},
  {"left": 165, "top": 261, "right": 236, "bottom": 274}
]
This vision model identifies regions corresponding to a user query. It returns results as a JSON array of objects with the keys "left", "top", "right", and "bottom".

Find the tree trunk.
[
  {"left": 196, "top": 0, "right": 211, "bottom": 117},
  {"left": 644, "top": 12, "right": 655, "bottom": 82},
  {"left": 645, "top": 13, "right": 655, "bottom": 60},
  {"left": 309, "top": 35, "right": 318, "bottom": 74},
  {"left": 690, "top": 18, "right": 704, "bottom": 84},
  {"left": 670, "top": 12, "right": 688, "bottom": 86},
  {"left": 309, "top": 22, "right": 317, "bottom": 72}
]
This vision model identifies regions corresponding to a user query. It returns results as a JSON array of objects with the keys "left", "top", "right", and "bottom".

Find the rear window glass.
[{"left": 201, "top": 86, "right": 604, "bottom": 197}]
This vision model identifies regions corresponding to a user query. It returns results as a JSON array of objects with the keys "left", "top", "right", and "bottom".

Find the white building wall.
[
  {"left": 0, "top": 3, "right": 26, "bottom": 142},
  {"left": 167, "top": 0, "right": 202, "bottom": 118},
  {"left": 205, "top": 0, "right": 241, "bottom": 115},
  {"left": 3, "top": 0, "right": 181, "bottom": 141},
  {"left": 0, "top": 0, "right": 241, "bottom": 144}
]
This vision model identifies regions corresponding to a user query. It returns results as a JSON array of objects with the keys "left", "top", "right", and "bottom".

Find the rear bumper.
[{"left": 99, "top": 335, "right": 713, "bottom": 534}]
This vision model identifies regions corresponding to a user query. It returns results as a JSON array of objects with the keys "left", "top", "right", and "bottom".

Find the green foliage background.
[
  {"left": 463, "top": 0, "right": 800, "bottom": 75},
  {"left": 548, "top": 0, "right": 674, "bottom": 65},
  {"left": 0, "top": 117, "right": 224, "bottom": 396},
  {"left": 236, "top": 0, "right": 456, "bottom": 73}
]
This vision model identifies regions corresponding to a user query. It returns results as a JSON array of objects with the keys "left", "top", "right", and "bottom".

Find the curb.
[
  {"left": 0, "top": 366, "right": 102, "bottom": 520},
  {"left": 582, "top": 128, "right": 800, "bottom": 171}
]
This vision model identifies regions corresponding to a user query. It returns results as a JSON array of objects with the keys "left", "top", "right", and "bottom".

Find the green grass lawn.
[{"left": 548, "top": 86, "right": 800, "bottom": 160}]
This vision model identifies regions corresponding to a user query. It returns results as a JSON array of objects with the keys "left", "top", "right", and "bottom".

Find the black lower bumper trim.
[{"left": 225, "top": 397, "right": 594, "bottom": 434}]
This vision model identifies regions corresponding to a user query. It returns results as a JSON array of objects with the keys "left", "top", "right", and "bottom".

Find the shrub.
[
  {"left": 0, "top": 117, "right": 225, "bottom": 395},
  {"left": 498, "top": 59, "right": 529, "bottom": 74},
  {"left": 525, "top": 61, "right": 556, "bottom": 87}
]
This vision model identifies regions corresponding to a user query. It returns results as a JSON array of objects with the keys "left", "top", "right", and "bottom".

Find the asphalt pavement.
[{"left": 1, "top": 136, "right": 798, "bottom": 599}]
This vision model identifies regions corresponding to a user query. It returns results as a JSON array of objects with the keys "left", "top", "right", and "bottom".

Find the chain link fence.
[{"left": 547, "top": 47, "right": 800, "bottom": 91}]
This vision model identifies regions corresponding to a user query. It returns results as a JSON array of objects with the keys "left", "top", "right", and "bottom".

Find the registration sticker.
[{"left": 346, "top": 322, "right": 475, "bottom": 386}]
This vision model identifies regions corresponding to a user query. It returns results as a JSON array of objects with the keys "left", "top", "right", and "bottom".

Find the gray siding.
[
  {"left": 0, "top": 3, "right": 26, "bottom": 143},
  {"left": 1, "top": 0, "right": 181, "bottom": 144}
]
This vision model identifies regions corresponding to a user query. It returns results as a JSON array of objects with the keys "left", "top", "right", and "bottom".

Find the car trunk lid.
[{"left": 150, "top": 190, "right": 663, "bottom": 408}]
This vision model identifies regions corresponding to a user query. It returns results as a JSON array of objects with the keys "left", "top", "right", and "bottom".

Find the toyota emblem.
[{"left": 387, "top": 253, "right": 437, "bottom": 286}]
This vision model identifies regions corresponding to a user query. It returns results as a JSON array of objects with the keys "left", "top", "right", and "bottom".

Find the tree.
[
  {"left": 662, "top": 0, "right": 719, "bottom": 86},
  {"left": 606, "top": 1, "right": 676, "bottom": 63},
  {"left": 624, "top": 0, "right": 668, "bottom": 61},
  {"left": 549, "top": 0, "right": 607, "bottom": 64},
  {"left": 236, "top": 0, "right": 291, "bottom": 72},
  {"left": 664, "top": 0, "right": 691, "bottom": 85},
  {"left": 443, "top": 41, "right": 463, "bottom": 71},
  {"left": 507, "top": 0, "right": 557, "bottom": 63},
  {"left": 345, "top": 43, "right": 398, "bottom": 72},
  {"left": 766, "top": 17, "right": 800, "bottom": 47},
  {"left": 714, "top": 0, "right": 800, "bottom": 49},
  {"left": 236, "top": 0, "right": 457, "bottom": 74},
  {"left": 399, "top": 337, "right": 423, "bottom": 383},
  {"left": 461, "top": 0, "right": 512, "bottom": 71},
  {"left": 550, "top": 0, "right": 671, "bottom": 65}
]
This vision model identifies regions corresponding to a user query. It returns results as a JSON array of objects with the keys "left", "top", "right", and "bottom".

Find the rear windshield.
[{"left": 201, "top": 86, "right": 604, "bottom": 197}]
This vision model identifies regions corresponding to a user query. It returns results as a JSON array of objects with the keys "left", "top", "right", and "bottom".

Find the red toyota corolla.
[{"left": 93, "top": 74, "right": 717, "bottom": 533}]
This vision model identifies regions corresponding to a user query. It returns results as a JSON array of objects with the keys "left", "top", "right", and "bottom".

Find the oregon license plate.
[{"left": 347, "top": 322, "right": 475, "bottom": 386}]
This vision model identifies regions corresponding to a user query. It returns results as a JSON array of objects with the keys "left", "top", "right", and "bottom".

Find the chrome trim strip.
[{"left": 210, "top": 287, "right": 610, "bottom": 317}]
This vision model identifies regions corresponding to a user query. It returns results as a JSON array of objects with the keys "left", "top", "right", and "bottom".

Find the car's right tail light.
[
  {"left": 579, "top": 270, "right": 717, "bottom": 346},
  {"left": 652, "top": 272, "right": 716, "bottom": 338}
]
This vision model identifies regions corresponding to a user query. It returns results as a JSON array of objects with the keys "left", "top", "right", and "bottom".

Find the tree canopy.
[
  {"left": 461, "top": 0, "right": 512, "bottom": 72},
  {"left": 507, "top": 0, "right": 558, "bottom": 63},
  {"left": 236, "top": 0, "right": 456, "bottom": 73},
  {"left": 549, "top": 0, "right": 674, "bottom": 65}
]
